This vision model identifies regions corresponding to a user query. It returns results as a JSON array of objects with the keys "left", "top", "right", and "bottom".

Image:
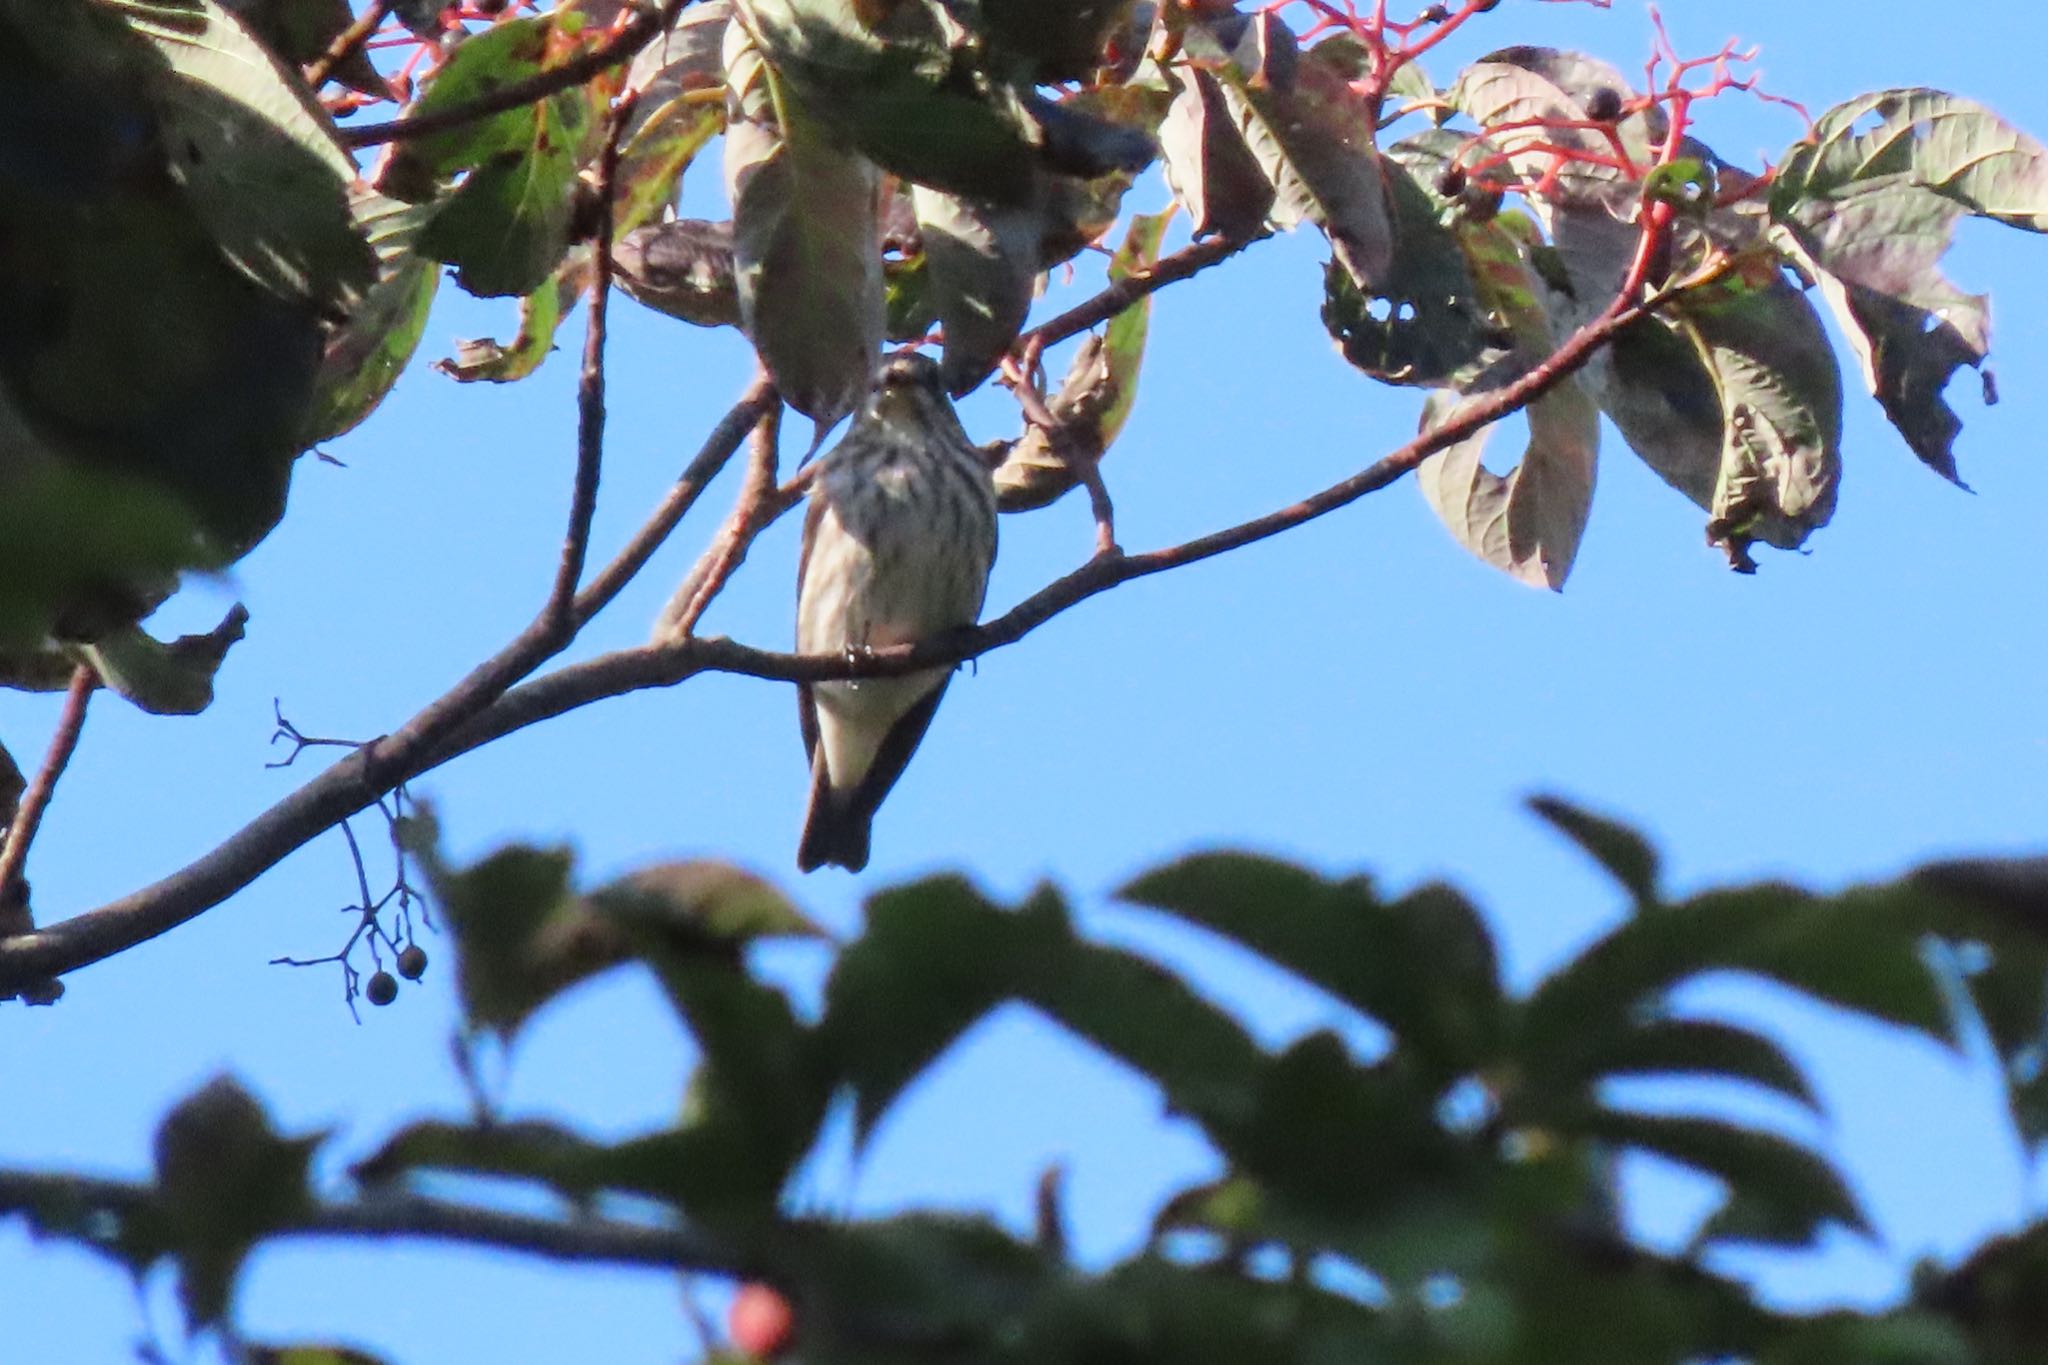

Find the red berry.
[{"left": 729, "top": 1283, "right": 795, "bottom": 1359}]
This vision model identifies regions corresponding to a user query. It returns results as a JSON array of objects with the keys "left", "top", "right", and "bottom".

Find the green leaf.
[
  {"left": 151, "top": 1075, "right": 321, "bottom": 1327},
  {"left": 587, "top": 860, "right": 824, "bottom": 943},
  {"left": 1569, "top": 1109, "right": 1868, "bottom": 1247},
  {"left": 222, "top": 0, "right": 388, "bottom": 96},
  {"left": 1119, "top": 853, "right": 1504, "bottom": 1085},
  {"left": 1185, "top": 11, "right": 1391, "bottom": 288},
  {"left": 305, "top": 193, "right": 440, "bottom": 446},
  {"left": 78, "top": 604, "right": 248, "bottom": 715},
  {"left": 108, "top": 0, "right": 373, "bottom": 313},
  {"left": 913, "top": 187, "right": 1041, "bottom": 397},
  {"left": 724, "top": 18, "right": 883, "bottom": 427},
  {"left": 1528, "top": 794, "right": 1661, "bottom": 907},
  {"left": 1770, "top": 89, "right": 2048, "bottom": 482},
  {"left": 614, "top": 95, "right": 724, "bottom": 237},
  {"left": 401, "top": 15, "right": 604, "bottom": 298}
]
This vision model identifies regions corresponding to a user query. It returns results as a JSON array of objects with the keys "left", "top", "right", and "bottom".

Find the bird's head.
[{"left": 866, "top": 350, "right": 949, "bottom": 429}]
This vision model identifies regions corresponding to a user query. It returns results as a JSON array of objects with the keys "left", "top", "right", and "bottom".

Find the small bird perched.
[{"left": 795, "top": 351, "right": 998, "bottom": 872}]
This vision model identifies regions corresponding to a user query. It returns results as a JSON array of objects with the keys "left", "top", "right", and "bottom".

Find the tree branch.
[
  {"left": 0, "top": 220, "right": 1693, "bottom": 998},
  {"left": 337, "top": 0, "right": 687, "bottom": 150},
  {"left": 0, "top": 1169, "right": 760, "bottom": 1279}
]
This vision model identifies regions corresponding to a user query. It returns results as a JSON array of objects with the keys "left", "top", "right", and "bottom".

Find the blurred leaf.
[
  {"left": 109, "top": 0, "right": 373, "bottom": 313},
  {"left": 1159, "top": 65, "right": 1274, "bottom": 241},
  {"left": 1528, "top": 794, "right": 1661, "bottom": 907},
  {"left": 992, "top": 211, "right": 1167, "bottom": 511},
  {"left": 1762, "top": 1313, "right": 1975, "bottom": 1365},
  {"left": 219, "top": 0, "right": 387, "bottom": 95},
  {"left": 1525, "top": 881, "right": 1954, "bottom": 1075},
  {"left": 615, "top": 218, "right": 741, "bottom": 327},
  {"left": 1570, "top": 1109, "right": 1867, "bottom": 1247},
  {"left": 351, "top": 1118, "right": 610, "bottom": 1195},
  {"left": 151, "top": 1075, "right": 320, "bottom": 1327},
  {"left": 913, "top": 186, "right": 1040, "bottom": 397},
  {"left": 79, "top": 603, "right": 247, "bottom": 715},
  {"left": 587, "top": 860, "right": 823, "bottom": 942},
  {"left": 1185, "top": 11, "right": 1391, "bottom": 288},
  {"left": 1770, "top": 89, "right": 2048, "bottom": 482},
  {"left": 246, "top": 1348, "right": 392, "bottom": 1365},
  {"left": 1120, "top": 853, "right": 1503, "bottom": 1085},
  {"left": 624, "top": 0, "right": 731, "bottom": 106},
  {"left": 724, "top": 17, "right": 882, "bottom": 427},
  {"left": 1040, "top": 82, "right": 1169, "bottom": 265},
  {"left": 1575, "top": 1018, "right": 1819, "bottom": 1112},
  {"left": 977, "top": 0, "right": 1134, "bottom": 81},
  {"left": 403, "top": 813, "right": 619, "bottom": 1039}
]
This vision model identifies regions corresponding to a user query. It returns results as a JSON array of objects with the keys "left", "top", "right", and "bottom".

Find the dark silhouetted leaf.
[
  {"left": 152, "top": 1075, "right": 321, "bottom": 1326},
  {"left": 351, "top": 1118, "right": 608, "bottom": 1194},
  {"left": 81, "top": 604, "right": 248, "bottom": 715},
  {"left": 1578, "top": 1018, "right": 1818, "bottom": 1112},
  {"left": 1570, "top": 1109, "right": 1867, "bottom": 1247},
  {"left": 246, "top": 1347, "right": 392, "bottom": 1365},
  {"left": 1529, "top": 794, "right": 1661, "bottom": 907},
  {"left": 1119, "top": 853, "right": 1503, "bottom": 1084},
  {"left": 1185, "top": 12, "right": 1391, "bottom": 288},
  {"left": 725, "top": 18, "right": 882, "bottom": 428},
  {"left": 1322, "top": 130, "right": 1495, "bottom": 388},
  {"left": 1159, "top": 65, "right": 1274, "bottom": 241},
  {"left": 913, "top": 187, "right": 1040, "bottom": 397}
]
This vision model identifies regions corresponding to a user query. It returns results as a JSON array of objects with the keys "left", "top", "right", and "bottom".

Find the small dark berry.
[
  {"left": 1419, "top": 3, "right": 1449, "bottom": 21},
  {"left": 365, "top": 971, "right": 399, "bottom": 1007},
  {"left": 397, "top": 945, "right": 429, "bottom": 980},
  {"left": 1434, "top": 164, "right": 1468, "bottom": 198},
  {"left": 1584, "top": 87, "right": 1624, "bottom": 122},
  {"left": 474, "top": 0, "right": 508, "bottom": 11}
]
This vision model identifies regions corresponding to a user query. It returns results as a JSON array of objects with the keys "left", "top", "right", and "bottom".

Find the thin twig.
[
  {"left": 1000, "top": 360, "right": 1118, "bottom": 558},
  {"left": 0, "top": 667, "right": 96, "bottom": 925},
  {"left": 548, "top": 92, "right": 641, "bottom": 630},
  {"left": 337, "top": 0, "right": 685, "bottom": 149},
  {"left": 0, "top": 214, "right": 1689, "bottom": 998},
  {"left": 305, "top": 0, "right": 391, "bottom": 91},
  {"left": 1019, "top": 230, "right": 1263, "bottom": 355},
  {"left": 0, "top": 381, "right": 773, "bottom": 997},
  {"left": 658, "top": 394, "right": 783, "bottom": 639}
]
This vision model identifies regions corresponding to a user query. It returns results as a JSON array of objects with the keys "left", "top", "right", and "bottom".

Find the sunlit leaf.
[{"left": 79, "top": 604, "right": 247, "bottom": 715}]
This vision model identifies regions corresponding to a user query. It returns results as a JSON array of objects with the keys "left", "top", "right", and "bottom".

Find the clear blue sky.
[{"left": 8, "top": 2, "right": 2048, "bottom": 1359}]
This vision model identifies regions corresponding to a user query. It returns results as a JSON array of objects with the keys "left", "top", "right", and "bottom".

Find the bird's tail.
[{"left": 796, "top": 755, "right": 872, "bottom": 873}]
